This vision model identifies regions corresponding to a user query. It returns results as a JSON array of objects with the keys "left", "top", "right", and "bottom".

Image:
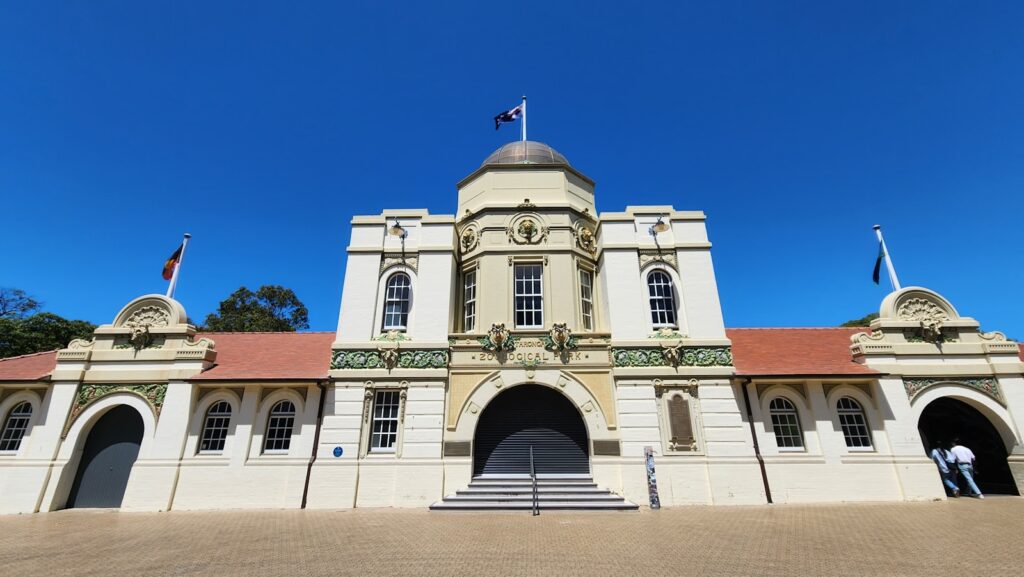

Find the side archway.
[
  {"left": 917, "top": 396, "right": 1020, "bottom": 495},
  {"left": 66, "top": 404, "right": 146, "bottom": 508}
]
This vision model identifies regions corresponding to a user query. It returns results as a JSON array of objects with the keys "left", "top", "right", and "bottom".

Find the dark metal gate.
[
  {"left": 66, "top": 405, "right": 144, "bottom": 508},
  {"left": 473, "top": 385, "right": 589, "bottom": 476}
]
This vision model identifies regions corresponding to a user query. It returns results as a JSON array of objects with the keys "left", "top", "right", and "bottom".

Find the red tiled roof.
[
  {"left": 727, "top": 328, "right": 881, "bottom": 377},
  {"left": 0, "top": 350, "right": 58, "bottom": 381},
  {"left": 193, "top": 332, "right": 334, "bottom": 381}
]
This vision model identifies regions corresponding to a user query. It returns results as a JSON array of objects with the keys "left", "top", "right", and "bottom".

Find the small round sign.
[{"left": 333, "top": 446, "right": 343, "bottom": 458}]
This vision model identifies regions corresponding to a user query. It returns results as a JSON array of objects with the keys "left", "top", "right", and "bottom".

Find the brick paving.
[{"left": 1, "top": 498, "right": 1021, "bottom": 577}]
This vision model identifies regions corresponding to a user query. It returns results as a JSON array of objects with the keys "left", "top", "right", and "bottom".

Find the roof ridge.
[{"left": 0, "top": 349, "right": 60, "bottom": 362}]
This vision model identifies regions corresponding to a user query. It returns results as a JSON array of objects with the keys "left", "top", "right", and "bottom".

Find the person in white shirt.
[
  {"left": 929, "top": 440, "right": 960, "bottom": 497},
  {"left": 950, "top": 438, "right": 984, "bottom": 498}
]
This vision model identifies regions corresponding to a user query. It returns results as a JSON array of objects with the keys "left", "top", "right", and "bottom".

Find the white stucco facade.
[{"left": 1, "top": 140, "right": 1022, "bottom": 513}]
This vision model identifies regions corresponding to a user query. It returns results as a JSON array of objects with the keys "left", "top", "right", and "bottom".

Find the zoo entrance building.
[{"left": 1, "top": 141, "right": 1023, "bottom": 513}]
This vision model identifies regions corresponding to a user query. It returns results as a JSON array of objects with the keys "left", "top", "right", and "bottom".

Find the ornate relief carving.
[
  {"left": 903, "top": 377, "right": 1002, "bottom": 405},
  {"left": 507, "top": 214, "right": 549, "bottom": 245},
  {"left": 67, "top": 338, "right": 95, "bottom": 350},
  {"left": 896, "top": 297, "right": 950, "bottom": 323},
  {"left": 123, "top": 306, "right": 170, "bottom": 329},
  {"left": 542, "top": 323, "right": 578, "bottom": 353},
  {"left": 378, "top": 346, "right": 400, "bottom": 370},
  {"left": 649, "top": 328, "right": 685, "bottom": 340},
  {"left": 380, "top": 253, "right": 418, "bottom": 275},
  {"left": 332, "top": 349, "right": 449, "bottom": 370},
  {"left": 851, "top": 330, "right": 884, "bottom": 344},
  {"left": 479, "top": 323, "right": 516, "bottom": 352},
  {"left": 638, "top": 250, "right": 677, "bottom": 271},
  {"left": 572, "top": 224, "right": 597, "bottom": 254},
  {"left": 63, "top": 383, "right": 167, "bottom": 438},
  {"left": 611, "top": 346, "right": 733, "bottom": 367},
  {"left": 376, "top": 330, "right": 411, "bottom": 342},
  {"left": 979, "top": 331, "right": 1009, "bottom": 342},
  {"left": 459, "top": 226, "right": 479, "bottom": 253}
]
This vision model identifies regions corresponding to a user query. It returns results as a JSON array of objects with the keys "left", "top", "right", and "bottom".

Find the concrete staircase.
[{"left": 429, "top": 476, "right": 639, "bottom": 511}]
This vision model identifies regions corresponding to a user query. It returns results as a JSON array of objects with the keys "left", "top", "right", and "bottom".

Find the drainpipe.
[
  {"left": 301, "top": 379, "right": 328, "bottom": 509},
  {"left": 740, "top": 378, "right": 773, "bottom": 504}
]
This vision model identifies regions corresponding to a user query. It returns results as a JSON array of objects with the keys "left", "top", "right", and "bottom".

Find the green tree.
[
  {"left": 0, "top": 312, "right": 97, "bottom": 359},
  {"left": 840, "top": 312, "right": 879, "bottom": 327},
  {"left": 202, "top": 285, "right": 310, "bottom": 332},
  {"left": 0, "top": 287, "right": 42, "bottom": 319}
]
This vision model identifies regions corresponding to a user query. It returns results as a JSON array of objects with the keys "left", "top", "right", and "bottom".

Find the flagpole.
[
  {"left": 873, "top": 225, "right": 901, "bottom": 291},
  {"left": 166, "top": 233, "right": 191, "bottom": 299},
  {"left": 521, "top": 95, "right": 527, "bottom": 142}
]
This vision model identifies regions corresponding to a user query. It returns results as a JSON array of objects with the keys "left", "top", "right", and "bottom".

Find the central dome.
[{"left": 481, "top": 141, "right": 570, "bottom": 167}]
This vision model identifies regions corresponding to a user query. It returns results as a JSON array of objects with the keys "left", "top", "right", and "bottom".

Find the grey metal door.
[
  {"left": 474, "top": 385, "right": 589, "bottom": 476},
  {"left": 66, "top": 405, "right": 144, "bottom": 508}
]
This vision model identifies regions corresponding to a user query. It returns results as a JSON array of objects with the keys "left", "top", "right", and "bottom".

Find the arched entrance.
[
  {"left": 918, "top": 397, "right": 1019, "bottom": 495},
  {"left": 473, "top": 384, "right": 589, "bottom": 477},
  {"left": 66, "top": 405, "right": 145, "bottom": 508}
]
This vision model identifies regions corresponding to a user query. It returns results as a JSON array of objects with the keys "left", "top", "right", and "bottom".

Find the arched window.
[
  {"left": 263, "top": 400, "right": 296, "bottom": 453},
  {"left": 837, "top": 397, "right": 872, "bottom": 448},
  {"left": 199, "top": 400, "right": 232, "bottom": 454},
  {"left": 768, "top": 397, "right": 803, "bottom": 449},
  {"left": 0, "top": 401, "right": 33, "bottom": 452},
  {"left": 382, "top": 273, "right": 412, "bottom": 331},
  {"left": 647, "top": 270, "right": 677, "bottom": 327}
]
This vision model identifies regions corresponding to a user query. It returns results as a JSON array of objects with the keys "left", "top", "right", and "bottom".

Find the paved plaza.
[{"left": 1, "top": 498, "right": 1021, "bottom": 577}]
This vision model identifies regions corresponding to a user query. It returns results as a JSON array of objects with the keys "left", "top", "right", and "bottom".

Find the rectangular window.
[
  {"left": 370, "top": 390, "right": 401, "bottom": 452},
  {"left": 463, "top": 270, "right": 477, "bottom": 332},
  {"left": 838, "top": 411, "right": 872, "bottom": 448},
  {"left": 514, "top": 264, "right": 544, "bottom": 328},
  {"left": 770, "top": 412, "right": 804, "bottom": 448},
  {"left": 579, "top": 269, "right": 594, "bottom": 331}
]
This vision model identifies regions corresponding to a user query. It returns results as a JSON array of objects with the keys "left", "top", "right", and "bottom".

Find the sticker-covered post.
[{"left": 644, "top": 445, "right": 661, "bottom": 509}]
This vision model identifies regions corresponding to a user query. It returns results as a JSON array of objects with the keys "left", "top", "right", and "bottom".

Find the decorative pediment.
[{"left": 112, "top": 295, "right": 187, "bottom": 329}]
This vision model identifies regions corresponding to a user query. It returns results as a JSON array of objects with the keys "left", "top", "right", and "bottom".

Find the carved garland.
[
  {"left": 611, "top": 347, "right": 733, "bottom": 367},
  {"left": 332, "top": 349, "right": 449, "bottom": 370},
  {"left": 62, "top": 383, "right": 167, "bottom": 438},
  {"left": 903, "top": 377, "right": 1003, "bottom": 405}
]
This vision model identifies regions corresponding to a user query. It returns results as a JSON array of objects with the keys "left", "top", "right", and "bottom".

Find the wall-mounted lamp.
[
  {"left": 649, "top": 216, "right": 670, "bottom": 237},
  {"left": 388, "top": 220, "right": 408, "bottom": 240}
]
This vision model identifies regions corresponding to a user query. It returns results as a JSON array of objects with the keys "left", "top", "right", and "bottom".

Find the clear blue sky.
[{"left": 2, "top": 2, "right": 1022, "bottom": 337}]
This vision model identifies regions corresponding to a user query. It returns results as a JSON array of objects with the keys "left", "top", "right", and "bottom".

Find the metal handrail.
[{"left": 530, "top": 445, "right": 539, "bottom": 516}]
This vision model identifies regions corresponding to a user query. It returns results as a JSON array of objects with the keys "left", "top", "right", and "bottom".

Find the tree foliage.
[
  {"left": 202, "top": 285, "right": 310, "bottom": 332},
  {"left": 0, "top": 287, "right": 42, "bottom": 319},
  {"left": 0, "top": 312, "right": 97, "bottom": 359},
  {"left": 840, "top": 312, "right": 879, "bottom": 327}
]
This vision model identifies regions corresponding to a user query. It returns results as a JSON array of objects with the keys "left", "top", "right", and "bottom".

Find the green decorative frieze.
[
  {"left": 331, "top": 349, "right": 449, "bottom": 370},
  {"left": 903, "top": 377, "right": 1002, "bottom": 404},
  {"left": 63, "top": 383, "right": 168, "bottom": 438},
  {"left": 611, "top": 346, "right": 733, "bottom": 367}
]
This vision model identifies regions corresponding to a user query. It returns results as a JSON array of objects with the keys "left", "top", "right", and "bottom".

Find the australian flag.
[{"left": 494, "top": 104, "right": 523, "bottom": 130}]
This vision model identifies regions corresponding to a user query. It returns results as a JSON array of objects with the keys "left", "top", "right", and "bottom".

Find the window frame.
[
  {"left": 463, "top": 268, "right": 477, "bottom": 332},
  {"left": 262, "top": 399, "right": 297, "bottom": 455},
  {"left": 198, "top": 399, "right": 233, "bottom": 455},
  {"left": 0, "top": 400, "right": 34, "bottom": 454},
  {"left": 768, "top": 396, "right": 805, "bottom": 451},
  {"left": 646, "top": 269, "right": 678, "bottom": 329},
  {"left": 369, "top": 389, "right": 403, "bottom": 454},
  {"left": 513, "top": 263, "right": 544, "bottom": 329},
  {"left": 578, "top": 268, "right": 595, "bottom": 331},
  {"left": 836, "top": 396, "right": 873, "bottom": 450},
  {"left": 381, "top": 272, "right": 413, "bottom": 332}
]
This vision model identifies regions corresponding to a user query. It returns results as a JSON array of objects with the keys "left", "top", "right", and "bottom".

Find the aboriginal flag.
[{"left": 162, "top": 244, "right": 184, "bottom": 280}]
